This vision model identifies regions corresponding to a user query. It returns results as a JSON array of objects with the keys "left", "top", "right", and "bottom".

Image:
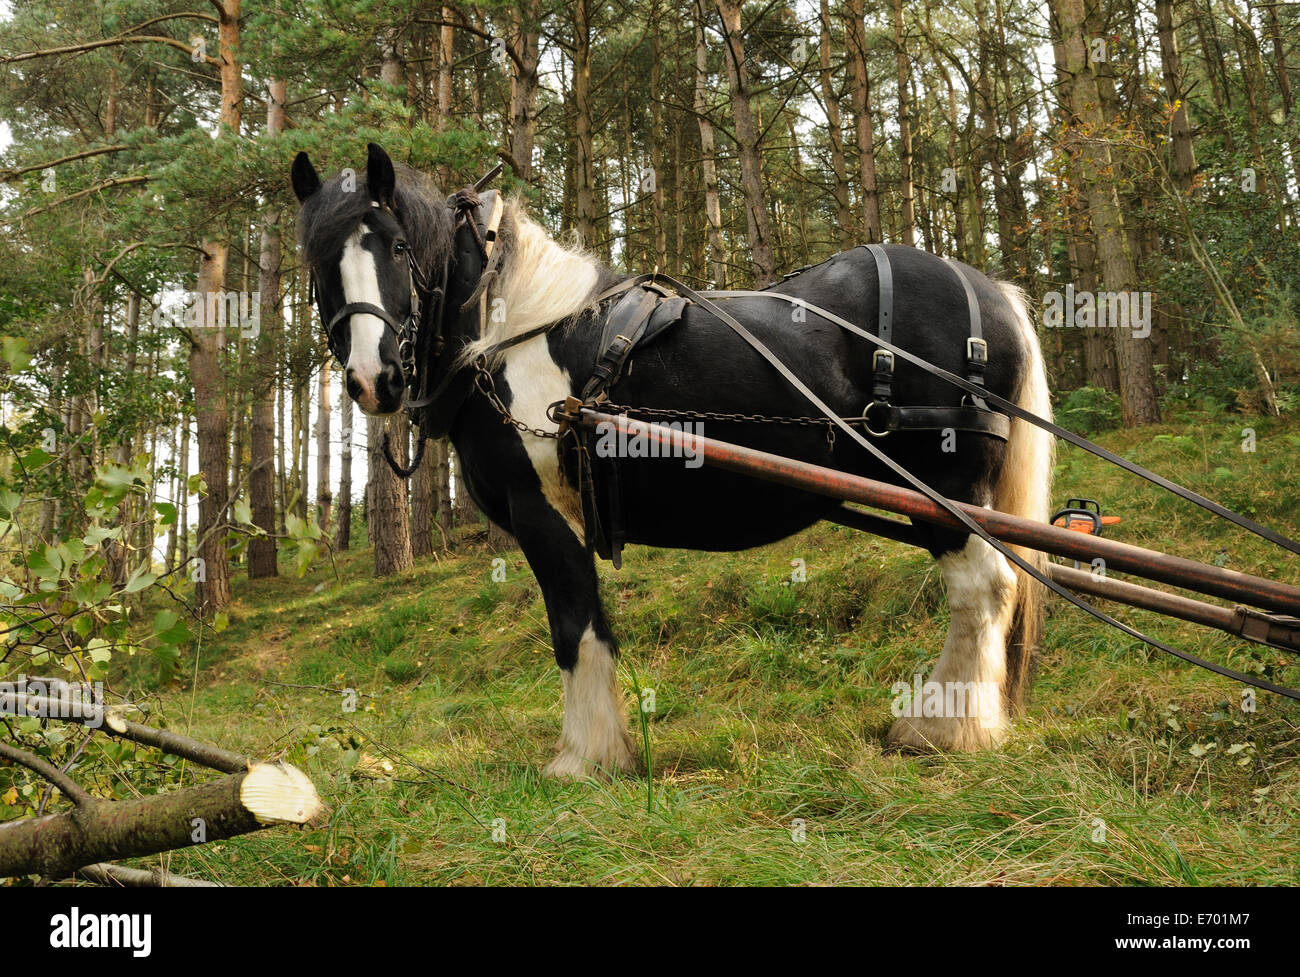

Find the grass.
[{"left": 112, "top": 405, "right": 1300, "bottom": 885}]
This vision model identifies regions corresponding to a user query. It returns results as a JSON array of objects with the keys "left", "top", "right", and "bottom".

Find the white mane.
[{"left": 458, "top": 200, "right": 604, "bottom": 367}]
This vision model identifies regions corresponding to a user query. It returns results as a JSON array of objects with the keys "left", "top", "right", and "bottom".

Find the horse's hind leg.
[
  {"left": 508, "top": 491, "right": 637, "bottom": 780},
  {"left": 887, "top": 532, "right": 1017, "bottom": 752}
]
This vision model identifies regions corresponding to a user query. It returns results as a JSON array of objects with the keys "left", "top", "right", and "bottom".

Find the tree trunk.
[
  {"left": 819, "top": 0, "right": 854, "bottom": 249},
  {"left": 367, "top": 414, "right": 413, "bottom": 576},
  {"left": 694, "top": 4, "right": 727, "bottom": 286},
  {"left": 249, "top": 77, "right": 285, "bottom": 580},
  {"left": 188, "top": 0, "right": 242, "bottom": 614},
  {"left": 432, "top": 439, "right": 453, "bottom": 549},
  {"left": 410, "top": 427, "right": 433, "bottom": 558},
  {"left": 1155, "top": 0, "right": 1196, "bottom": 194},
  {"left": 716, "top": 0, "right": 775, "bottom": 285},
  {"left": 437, "top": 7, "right": 453, "bottom": 130},
  {"left": 650, "top": 31, "right": 667, "bottom": 271},
  {"left": 178, "top": 418, "right": 190, "bottom": 569},
  {"left": 0, "top": 762, "right": 319, "bottom": 880},
  {"left": 335, "top": 383, "right": 353, "bottom": 552},
  {"left": 1052, "top": 0, "right": 1159, "bottom": 425},
  {"left": 191, "top": 242, "right": 234, "bottom": 613},
  {"left": 315, "top": 363, "right": 332, "bottom": 538},
  {"left": 844, "top": 0, "right": 882, "bottom": 242},
  {"left": 508, "top": 0, "right": 541, "bottom": 183},
  {"left": 573, "top": 0, "right": 598, "bottom": 248},
  {"left": 891, "top": 0, "right": 915, "bottom": 246},
  {"left": 1264, "top": 0, "right": 1300, "bottom": 192}
]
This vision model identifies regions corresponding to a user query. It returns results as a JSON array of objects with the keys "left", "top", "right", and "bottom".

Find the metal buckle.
[
  {"left": 966, "top": 337, "right": 988, "bottom": 364},
  {"left": 872, "top": 349, "right": 894, "bottom": 373}
]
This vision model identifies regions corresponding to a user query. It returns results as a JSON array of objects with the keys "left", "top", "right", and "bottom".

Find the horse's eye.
[{"left": 393, "top": 240, "right": 408, "bottom": 256}]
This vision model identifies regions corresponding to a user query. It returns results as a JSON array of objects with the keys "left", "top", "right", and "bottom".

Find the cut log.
[{"left": 0, "top": 761, "right": 321, "bottom": 880}]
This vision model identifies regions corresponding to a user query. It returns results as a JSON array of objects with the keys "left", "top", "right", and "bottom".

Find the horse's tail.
[{"left": 992, "top": 281, "right": 1054, "bottom": 714}]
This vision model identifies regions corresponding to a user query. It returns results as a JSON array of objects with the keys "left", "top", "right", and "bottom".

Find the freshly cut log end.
[{"left": 240, "top": 762, "right": 322, "bottom": 824}]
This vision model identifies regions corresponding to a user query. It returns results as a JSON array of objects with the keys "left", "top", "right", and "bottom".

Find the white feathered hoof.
[
  {"left": 544, "top": 730, "right": 639, "bottom": 781},
  {"left": 544, "top": 627, "right": 640, "bottom": 781},
  {"left": 885, "top": 714, "right": 1007, "bottom": 754}
]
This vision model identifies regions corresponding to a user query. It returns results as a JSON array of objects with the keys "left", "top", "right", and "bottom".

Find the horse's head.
[{"left": 292, "top": 143, "right": 449, "bottom": 415}]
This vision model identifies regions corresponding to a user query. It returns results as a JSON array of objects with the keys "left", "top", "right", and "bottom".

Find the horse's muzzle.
[{"left": 347, "top": 361, "right": 406, "bottom": 415}]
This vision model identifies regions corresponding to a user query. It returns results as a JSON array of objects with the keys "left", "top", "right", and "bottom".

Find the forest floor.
[{"left": 125, "top": 405, "right": 1300, "bottom": 885}]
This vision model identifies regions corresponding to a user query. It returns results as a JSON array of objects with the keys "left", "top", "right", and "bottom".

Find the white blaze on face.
[{"left": 338, "top": 227, "right": 387, "bottom": 412}]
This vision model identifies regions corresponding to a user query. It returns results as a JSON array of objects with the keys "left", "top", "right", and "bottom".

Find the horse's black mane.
[{"left": 296, "top": 162, "right": 454, "bottom": 286}]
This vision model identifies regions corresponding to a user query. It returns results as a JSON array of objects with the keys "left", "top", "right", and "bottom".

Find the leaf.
[
  {"left": 213, "top": 612, "right": 229, "bottom": 633},
  {"left": 233, "top": 498, "right": 252, "bottom": 525},
  {"left": 27, "top": 545, "right": 62, "bottom": 581},
  {"left": 0, "top": 489, "right": 20, "bottom": 519},
  {"left": 87, "top": 638, "right": 113, "bottom": 664},
  {"left": 22, "top": 446, "right": 52, "bottom": 470},
  {"left": 1, "top": 787, "right": 16, "bottom": 806},
  {"left": 152, "top": 502, "right": 178, "bottom": 526},
  {"left": 152, "top": 609, "right": 190, "bottom": 646},
  {"left": 122, "top": 563, "right": 156, "bottom": 594},
  {"left": 295, "top": 541, "right": 319, "bottom": 577},
  {"left": 82, "top": 526, "right": 122, "bottom": 547},
  {"left": 96, "top": 462, "right": 139, "bottom": 505},
  {"left": 1, "top": 336, "right": 31, "bottom": 371}
]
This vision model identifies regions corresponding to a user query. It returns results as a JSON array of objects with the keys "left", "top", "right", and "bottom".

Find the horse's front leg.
[{"left": 508, "top": 489, "right": 638, "bottom": 780}]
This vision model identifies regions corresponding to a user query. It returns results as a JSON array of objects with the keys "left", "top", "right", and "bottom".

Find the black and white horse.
[{"left": 292, "top": 144, "right": 1053, "bottom": 779}]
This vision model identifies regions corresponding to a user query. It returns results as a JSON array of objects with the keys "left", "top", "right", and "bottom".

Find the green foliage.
[{"left": 1055, "top": 386, "right": 1123, "bottom": 435}]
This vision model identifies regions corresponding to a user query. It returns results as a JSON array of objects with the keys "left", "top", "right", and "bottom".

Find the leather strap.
[
  {"left": 582, "top": 286, "right": 664, "bottom": 402},
  {"left": 865, "top": 404, "right": 1011, "bottom": 440},
  {"left": 946, "top": 258, "right": 989, "bottom": 405},
  {"left": 864, "top": 244, "right": 895, "bottom": 403},
  {"left": 326, "top": 300, "right": 404, "bottom": 341}
]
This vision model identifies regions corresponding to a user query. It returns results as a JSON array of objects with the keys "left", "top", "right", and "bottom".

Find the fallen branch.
[
  {"left": 0, "top": 689, "right": 249, "bottom": 773},
  {"left": 0, "top": 741, "right": 91, "bottom": 806},
  {"left": 75, "top": 862, "right": 221, "bottom": 887},
  {"left": 0, "top": 761, "right": 321, "bottom": 879}
]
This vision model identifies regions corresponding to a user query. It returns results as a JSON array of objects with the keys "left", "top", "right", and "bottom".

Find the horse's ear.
[
  {"left": 366, "top": 143, "right": 396, "bottom": 209},
  {"left": 291, "top": 152, "right": 321, "bottom": 203}
]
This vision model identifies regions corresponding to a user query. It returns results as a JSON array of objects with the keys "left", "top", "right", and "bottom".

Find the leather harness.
[{"left": 568, "top": 245, "right": 1010, "bottom": 565}]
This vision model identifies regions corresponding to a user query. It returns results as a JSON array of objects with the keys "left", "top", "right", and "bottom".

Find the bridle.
[
  {"left": 308, "top": 163, "right": 505, "bottom": 476},
  {"left": 310, "top": 215, "right": 444, "bottom": 402}
]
